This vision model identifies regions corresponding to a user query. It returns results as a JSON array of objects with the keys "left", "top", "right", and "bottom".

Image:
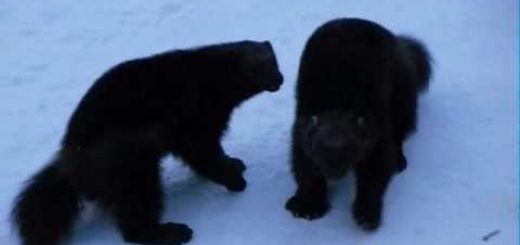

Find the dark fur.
[
  {"left": 12, "top": 40, "right": 283, "bottom": 245},
  {"left": 286, "top": 18, "right": 431, "bottom": 230}
]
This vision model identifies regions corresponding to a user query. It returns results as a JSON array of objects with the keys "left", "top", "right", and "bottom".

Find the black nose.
[
  {"left": 266, "top": 72, "right": 283, "bottom": 92},
  {"left": 275, "top": 72, "right": 283, "bottom": 85},
  {"left": 321, "top": 137, "right": 346, "bottom": 151}
]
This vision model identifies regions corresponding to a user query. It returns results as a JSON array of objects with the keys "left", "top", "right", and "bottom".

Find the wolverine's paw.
[
  {"left": 352, "top": 200, "right": 382, "bottom": 231},
  {"left": 216, "top": 156, "right": 247, "bottom": 192},
  {"left": 285, "top": 194, "right": 329, "bottom": 220},
  {"left": 222, "top": 174, "right": 247, "bottom": 192},
  {"left": 122, "top": 222, "right": 193, "bottom": 245},
  {"left": 160, "top": 222, "right": 193, "bottom": 244},
  {"left": 225, "top": 156, "right": 246, "bottom": 173}
]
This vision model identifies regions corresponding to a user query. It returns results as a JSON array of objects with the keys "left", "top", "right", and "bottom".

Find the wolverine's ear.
[
  {"left": 241, "top": 42, "right": 273, "bottom": 70},
  {"left": 262, "top": 41, "right": 273, "bottom": 50}
]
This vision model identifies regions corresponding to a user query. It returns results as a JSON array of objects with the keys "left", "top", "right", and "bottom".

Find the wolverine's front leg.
[
  {"left": 285, "top": 140, "right": 330, "bottom": 220},
  {"left": 177, "top": 136, "right": 247, "bottom": 192},
  {"left": 352, "top": 131, "right": 397, "bottom": 231}
]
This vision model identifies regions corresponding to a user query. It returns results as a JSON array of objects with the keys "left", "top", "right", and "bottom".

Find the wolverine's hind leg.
[
  {"left": 109, "top": 159, "right": 192, "bottom": 244},
  {"left": 88, "top": 132, "right": 192, "bottom": 245},
  {"left": 390, "top": 82, "right": 418, "bottom": 173}
]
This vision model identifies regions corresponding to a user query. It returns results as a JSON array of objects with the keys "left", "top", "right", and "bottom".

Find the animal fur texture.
[
  {"left": 12, "top": 40, "right": 283, "bottom": 245},
  {"left": 286, "top": 18, "right": 431, "bottom": 230}
]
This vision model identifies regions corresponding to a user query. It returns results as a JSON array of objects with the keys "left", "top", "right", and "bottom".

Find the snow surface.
[{"left": 0, "top": 0, "right": 517, "bottom": 244}]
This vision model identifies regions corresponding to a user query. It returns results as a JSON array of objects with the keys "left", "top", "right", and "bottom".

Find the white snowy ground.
[{"left": 0, "top": 0, "right": 517, "bottom": 244}]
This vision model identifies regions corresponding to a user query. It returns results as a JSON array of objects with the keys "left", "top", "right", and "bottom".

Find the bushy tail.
[
  {"left": 398, "top": 35, "right": 432, "bottom": 92},
  {"left": 12, "top": 157, "right": 80, "bottom": 245}
]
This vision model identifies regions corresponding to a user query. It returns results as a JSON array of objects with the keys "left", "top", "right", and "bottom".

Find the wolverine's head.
[
  {"left": 300, "top": 111, "right": 376, "bottom": 179},
  {"left": 238, "top": 40, "right": 284, "bottom": 92}
]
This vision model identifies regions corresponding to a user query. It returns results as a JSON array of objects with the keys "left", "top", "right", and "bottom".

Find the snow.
[{"left": 0, "top": 0, "right": 517, "bottom": 244}]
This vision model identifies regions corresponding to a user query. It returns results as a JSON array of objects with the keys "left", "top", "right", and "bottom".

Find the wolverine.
[
  {"left": 286, "top": 18, "right": 431, "bottom": 230},
  {"left": 12, "top": 40, "right": 283, "bottom": 245}
]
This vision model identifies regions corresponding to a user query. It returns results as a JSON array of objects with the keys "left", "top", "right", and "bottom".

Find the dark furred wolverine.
[
  {"left": 12, "top": 41, "right": 283, "bottom": 245},
  {"left": 286, "top": 18, "right": 431, "bottom": 230}
]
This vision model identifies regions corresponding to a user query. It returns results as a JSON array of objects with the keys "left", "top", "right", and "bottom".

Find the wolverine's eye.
[
  {"left": 357, "top": 116, "right": 365, "bottom": 127},
  {"left": 311, "top": 115, "right": 319, "bottom": 127}
]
